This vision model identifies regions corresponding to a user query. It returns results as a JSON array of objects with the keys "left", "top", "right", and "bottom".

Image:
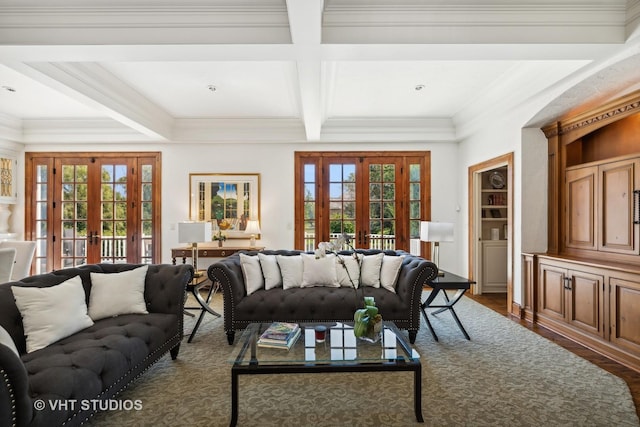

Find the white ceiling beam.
[
  {"left": 9, "top": 62, "right": 173, "bottom": 140},
  {"left": 287, "top": 0, "right": 324, "bottom": 141}
]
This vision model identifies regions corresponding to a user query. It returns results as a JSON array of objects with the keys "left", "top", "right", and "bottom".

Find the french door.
[
  {"left": 25, "top": 152, "right": 161, "bottom": 274},
  {"left": 295, "top": 151, "right": 430, "bottom": 253}
]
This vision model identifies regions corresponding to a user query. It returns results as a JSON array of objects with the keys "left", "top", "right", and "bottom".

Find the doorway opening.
[{"left": 468, "top": 153, "right": 514, "bottom": 316}]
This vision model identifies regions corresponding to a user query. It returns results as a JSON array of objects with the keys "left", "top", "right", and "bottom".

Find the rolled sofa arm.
[
  {"left": 0, "top": 345, "right": 31, "bottom": 427},
  {"left": 144, "top": 264, "right": 193, "bottom": 316},
  {"left": 394, "top": 254, "right": 438, "bottom": 304}
]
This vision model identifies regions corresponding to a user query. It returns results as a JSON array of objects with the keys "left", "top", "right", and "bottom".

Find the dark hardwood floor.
[{"left": 466, "top": 292, "right": 640, "bottom": 419}]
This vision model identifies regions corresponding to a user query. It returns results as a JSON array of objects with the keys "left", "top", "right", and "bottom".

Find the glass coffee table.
[{"left": 228, "top": 321, "right": 423, "bottom": 426}]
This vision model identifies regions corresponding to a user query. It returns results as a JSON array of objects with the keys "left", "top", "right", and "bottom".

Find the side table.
[
  {"left": 421, "top": 270, "right": 475, "bottom": 341},
  {"left": 186, "top": 271, "right": 222, "bottom": 343},
  {"left": 174, "top": 245, "right": 264, "bottom": 342}
]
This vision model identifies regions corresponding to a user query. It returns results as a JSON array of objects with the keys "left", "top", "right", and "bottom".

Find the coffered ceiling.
[{"left": 0, "top": 0, "right": 639, "bottom": 144}]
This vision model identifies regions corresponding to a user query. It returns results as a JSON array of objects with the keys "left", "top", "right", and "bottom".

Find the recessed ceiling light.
[
  {"left": 207, "top": 85, "right": 217, "bottom": 92},
  {"left": 415, "top": 84, "right": 425, "bottom": 91},
  {"left": 1, "top": 86, "right": 16, "bottom": 93}
]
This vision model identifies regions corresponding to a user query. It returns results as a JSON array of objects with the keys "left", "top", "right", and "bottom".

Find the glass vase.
[{"left": 355, "top": 317, "right": 382, "bottom": 343}]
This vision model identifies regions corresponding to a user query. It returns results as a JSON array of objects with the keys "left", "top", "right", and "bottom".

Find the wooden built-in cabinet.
[
  {"left": 565, "top": 157, "right": 640, "bottom": 255},
  {"left": 525, "top": 254, "right": 640, "bottom": 371},
  {"left": 537, "top": 257, "right": 604, "bottom": 339},
  {"left": 531, "top": 89, "right": 640, "bottom": 372}
]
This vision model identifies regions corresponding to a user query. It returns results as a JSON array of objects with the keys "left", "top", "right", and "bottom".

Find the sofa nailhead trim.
[
  {"left": 62, "top": 332, "right": 182, "bottom": 426},
  {"left": 1, "top": 368, "right": 17, "bottom": 427}
]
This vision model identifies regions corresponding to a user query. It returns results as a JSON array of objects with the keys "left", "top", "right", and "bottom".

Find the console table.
[
  {"left": 421, "top": 270, "right": 475, "bottom": 341},
  {"left": 171, "top": 246, "right": 264, "bottom": 265}
]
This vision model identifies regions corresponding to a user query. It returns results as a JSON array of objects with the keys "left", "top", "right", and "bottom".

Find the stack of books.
[{"left": 257, "top": 322, "right": 301, "bottom": 350}]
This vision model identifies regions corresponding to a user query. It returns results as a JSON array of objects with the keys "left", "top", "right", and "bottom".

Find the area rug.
[{"left": 86, "top": 292, "right": 640, "bottom": 427}]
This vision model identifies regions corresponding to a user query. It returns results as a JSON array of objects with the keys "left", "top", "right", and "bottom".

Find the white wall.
[{"left": 457, "top": 113, "right": 529, "bottom": 304}]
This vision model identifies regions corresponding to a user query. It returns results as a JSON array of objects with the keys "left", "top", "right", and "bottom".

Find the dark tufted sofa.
[
  {"left": 209, "top": 249, "right": 437, "bottom": 345},
  {"left": 0, "top": 263, "right": 192, "bottom": 427}
]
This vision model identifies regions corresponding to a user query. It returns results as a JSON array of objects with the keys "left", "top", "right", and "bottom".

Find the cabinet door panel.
[
  {"left": 568, "top": 270, "right": 604, "bottom": 337},
  {"left": 565, "top": 167, "right": 597, "bottom": 250},
  {"left": 610, "top": 277, "right": 640, "bottom": 354},
  {"left": 599, "top": 158, "right": 640, "bottom": 255},
  {"left": 538, "top": 264, "right": 566, "bottom": 322}
]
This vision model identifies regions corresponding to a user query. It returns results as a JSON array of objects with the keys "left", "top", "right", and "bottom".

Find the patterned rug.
[{"left": 86, "top": 291, "right": 640, "bottom": 427}]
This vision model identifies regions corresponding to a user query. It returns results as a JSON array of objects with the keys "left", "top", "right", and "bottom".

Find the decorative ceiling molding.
[
  {"left": 0, "top": 4, "right": 291, "bottom": 44},
  {"left": 0, "top": 114, "right": 22, "bottom": 142},
  {"left": 628, "top": 0, "right": 640, "bottom": 38},
  {"left": 322, "top": 2, "right": 627, "bottom": 44},
  {"left": 172, "top": 118, "right": 305, "bottom": 142},
  {"left": 542, "top": 89, "right": 640, "bottom": 138},
  {"left": 0, "top": 0, "right": 638, "bottom": 145},
  {"left": 20, "top": 118, "right": 154, "bottom": 143},
  {"left": 321, "top": 117, "right": 456, "bottom": 142}
]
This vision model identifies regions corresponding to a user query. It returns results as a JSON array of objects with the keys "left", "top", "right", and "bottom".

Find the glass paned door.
[
  {"left": 364, "top": 159, "right": 401, "bottom": 250},
  {"left": 27, "top": 153, "right": 160, "bottom": 273},
  {"left": 57, "top": 159, "right": 90, "bottom": 268},
  {"left": 295, "top": 152, "right": 429, "bottom": 253},
  {"left": 98, "top": 159, "right": 134, "bottom": 263},
  {"left": 328, "top": 161, "right": 357, "bottom": 248}
]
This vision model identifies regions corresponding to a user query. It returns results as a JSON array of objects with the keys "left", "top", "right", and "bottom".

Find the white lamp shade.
[
  {"left": 420, "top": 221, "right": 454, "bottom": 242},
  {"left": 244, "top": 220, "right": 261, "bottom": 235},
  {"left": 178, "top": 221, "right": 212, "bottom": 243}
]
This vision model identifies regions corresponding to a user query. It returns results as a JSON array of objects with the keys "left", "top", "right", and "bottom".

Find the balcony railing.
[{"left": 303, "top": 233, "right": 396, "bottom": 252}]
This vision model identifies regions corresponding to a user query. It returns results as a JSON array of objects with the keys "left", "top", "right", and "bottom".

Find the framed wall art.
[
  {"left": 189, "top": 173, "right": 260, "bottom": 239},
  {"left": 0, "top": 151, "right": 17, "bottom": 204}
]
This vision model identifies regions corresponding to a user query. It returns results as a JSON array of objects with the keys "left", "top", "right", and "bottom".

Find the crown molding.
[
  {"left": 0, "top": 114, "right": 22, "bottom": 142},
  {"left": 172, "top": 118, "right": 305, "bottom": 142},
  {"left": 21, "top": 118, "right": 154, "bottom": 143},
  {"left": 0, "top": 4, "right": 290, "bottom": 45},
  {"left": 542, "top": 88, "right": 640, "bottom": 138},
  {"left": 323, "top": 3, "right": 627, "bottom": 44},
  {"left": 321, "top": 117, "right": 456, "bottom": 142},
  {"left": 628, "top": 0, "right": 640, "bottom": 39}
]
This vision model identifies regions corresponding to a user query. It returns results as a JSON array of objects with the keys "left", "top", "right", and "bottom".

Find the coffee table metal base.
[{"left": 230, "top": 362, "right": 423, "bottom": 426}]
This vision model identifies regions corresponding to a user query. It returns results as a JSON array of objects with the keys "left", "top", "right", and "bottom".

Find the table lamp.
[
  {"left": 178, "top": 221, "right": 212, "bottom": 276},
  {"left": 244, "top": 219, "right": 261, "bottom": 247},
  {"left": 420, "top": 221, "right": 454, "bottom": 276}
]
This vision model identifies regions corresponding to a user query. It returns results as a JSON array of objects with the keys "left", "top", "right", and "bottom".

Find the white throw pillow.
[
  {"left": 0, "top": 325, "right": 19, "bottom": 357},
  {"left": 301, "top": 254, "right": 340, "bottom": 288},
  {"left": 335, "top": 254, "right": 362, "bottom": 288},
  {"left": 258, "top": 253, "right": 282, "bottom": 290},
  {"left": 360, "top": 253, "right": 384, "bottom": 288},
  {"left": 88, "top": 265, "right": 149, "bottom": 321},
  {"left": 240, "top": 253, "right": 264, "bottom": 295},
  {"left": 11, "top": 276, "right": 94, "bottom": 353},
  {"left": 277, "top": 255, "right": 304, "bottom": 290},
  {"left": 380, "top": 255, "right": 405, "bottom": 293}
]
